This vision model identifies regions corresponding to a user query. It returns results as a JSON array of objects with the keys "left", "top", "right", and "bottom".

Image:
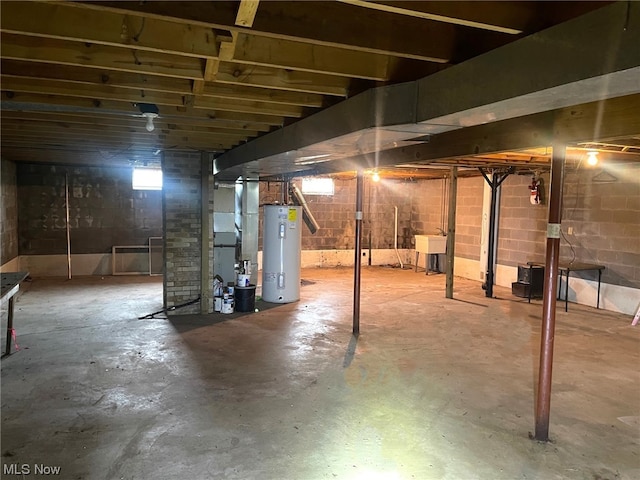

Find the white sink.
[{"left": 415, "top": 235, "right": 447, "bottom": 254}]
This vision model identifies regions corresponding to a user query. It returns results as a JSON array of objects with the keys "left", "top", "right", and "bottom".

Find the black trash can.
[{"left": 234, "top": 285, "right": 256, "bottom": 312}]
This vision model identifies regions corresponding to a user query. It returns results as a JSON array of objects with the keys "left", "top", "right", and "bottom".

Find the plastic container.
[
  {"left": 234, "top": 285, "right": 256, "bottom": 312},
  {"left": 221, "top": 296, "right": 234, "bottom": 314},
  {"left": 237, "top": 274, "right": 251, "bottom": 287}
]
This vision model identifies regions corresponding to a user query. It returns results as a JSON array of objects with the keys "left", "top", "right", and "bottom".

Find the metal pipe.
[
  {"left": 446, "top": 167, "right": 458, "bottom": 298},
  {"left": 352, "top": 170, "right": 364, "bottom": 335},
  {"left": 290, "top": 183, "right": 320, "bottom": 234},
  {"left": 534, "top": 143, "right": 566, "bottom": 442},
  {"left": 65, "top": 173, "right": 72, "bottom": 280},
  {"left": 282, "top": 179, "right": 289, "bottom": 204},
  {"left": 394, "top": 206, "right": 404, "bottom": 268}
]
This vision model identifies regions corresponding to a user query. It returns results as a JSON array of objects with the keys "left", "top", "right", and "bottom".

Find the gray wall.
[
  {"left": 1, "top": 158, "right": 19, "bottom": 265},
  {"left": 454, "top": 177, "right": 484, "bottom": 262},
  {"left": 498, "top": 165, "right": 639, "bottom": 289},
  {"left": 259, "top": 171, "right": 638, "bottom": 290},
  {"left": 560, "top": 163, "right": 639, "bottom": 289},
  {"left": 17, "top": 164, "right": 162, "bottom": 255},
  {"left": 498, "top": 173, "right": 551, "bottom": 267},
  {"left": 259, "top": 177, "right": 451, "bottom": 251}
]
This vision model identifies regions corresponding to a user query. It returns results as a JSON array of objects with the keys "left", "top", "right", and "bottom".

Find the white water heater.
[{"left": 262, "top": 205, "right": 301, "bottom": 303}]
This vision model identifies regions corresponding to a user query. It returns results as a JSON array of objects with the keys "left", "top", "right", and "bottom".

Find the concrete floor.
[{"left": 1, "top": 267, "right": 638, "bottom": 480}]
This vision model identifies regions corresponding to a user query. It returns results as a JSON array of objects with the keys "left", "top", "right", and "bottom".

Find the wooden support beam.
[
  {"left": 1, "top": 60, "right": 194, "bottom": 94},
  {"left": 232, "top": 32, "right": 390, "bottom": 80},
  {"left": 216, "top": 62, "right": 348, "bottom": 97},
  {"left": 1, "top": 131, "right": 165, "bottom": 145},
  {"left": 193, "top": 96, "right": 306, "bottom": 117},
  {"left": 2, "top": 92, "right": 286, "bottom": 126},
  {"left": 192, "top": 80, "right": 205, "bottom": 95},
  {"left": 2, "top": 121, "right": 251, "bottom": 143},
  {"left": 0, "top": 1, "right": 219, "bottom": 57},
  {"left": 1, "top": 131, "right": 234, "bottom": 150},
  {"left": 445, "top": 167, "right": 457, "bottom": 299},
  {"left": 78, "top": 1, "right": 457, "bottom": 61},
  {"left": 0, "top": 112, "right": 263, "bottom": 136},
  {"left": 203, "top": 58, "right": 221, "bottom": 81},
  {"left": 219, "top": 32, "right": 238, "bottom": 62},
  {"left": 1, "top": 124, "right": 244, "bottom": 147},
  {"left": 338, "top": 0, "right": 528, "bottom": 34},
  {"left": 0, "top": 147, "right": 178, "bottom": 167},
  {"left": 200, "top": 83, "right": 323, "bottom": 107},
  {"left": 1, "top": 33, "right": 204, "bottom": 80},
  {"left": 235, "top": 0, "right": 260, "bottom": 28},
  {"left": 1, "top": 76, "right": 185, "bottom": 106}
]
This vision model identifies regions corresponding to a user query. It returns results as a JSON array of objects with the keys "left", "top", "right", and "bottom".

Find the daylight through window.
[
  {"left": 301, "top": 177, "right": 334, "bottom": 195},
  {"left": 132, "top": 168, "right": 163, "bottom": 190}
]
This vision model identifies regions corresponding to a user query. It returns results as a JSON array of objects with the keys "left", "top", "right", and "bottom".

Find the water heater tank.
[{"left": 262, "top": 205, "right": 301, "bottom": 303}]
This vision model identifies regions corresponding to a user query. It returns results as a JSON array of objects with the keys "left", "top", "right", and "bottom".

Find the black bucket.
[{"left": 234, "top": 285, "right": 256, "bottom": 312}]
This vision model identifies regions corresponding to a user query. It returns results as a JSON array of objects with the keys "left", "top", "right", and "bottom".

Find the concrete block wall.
[
  {"left": 454, "top": 177, "right": 484, "bottom": 261},
  {"left": 365, "top": 177, "right": 447, "bottom": 249},
  {"left": 1, "top": 158, "right": 19, "bottom": 267},
  {"left": 560, "top": 163, "right": 640, "bottom": 289},
  {"left": 259, "top": 177, "right": 449, "bottom": 252},
  {"left": 16, "top": 164, "right": 162, "bottom": 256},
  {"left": 162, "top": 151, "right": 205, "bottom": 314},
  {"left": 497, "top": 173, "right": 550, "bottom": 267}
]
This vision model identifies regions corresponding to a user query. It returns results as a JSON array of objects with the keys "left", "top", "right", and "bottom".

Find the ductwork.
[{"left": 214, "top": 1, "right": 640, "bottom": 180}]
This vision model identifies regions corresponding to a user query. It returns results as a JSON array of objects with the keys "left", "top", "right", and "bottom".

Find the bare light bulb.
[
  {"left": 142, "top": 112, "right": 158, "bottom": 132},
  {"left": 586, "top": 150, "right": 598, "bottom": 166},
  {"left": 372, "top": 171, "right": 380, "bottom": 182}
]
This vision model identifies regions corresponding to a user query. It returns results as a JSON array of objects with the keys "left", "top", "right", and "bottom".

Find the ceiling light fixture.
[
  {"left": 142, "top": 112, "right": 158, "bottom": 132},
  {"left": 586, "top": 150, "right": 599, "bottom": 166},
  {"left": 136, "top": 103, "right": 160, "bottom": 133},
  {"left": 372, "top": 171, "right": 380, "bottom": 182}
]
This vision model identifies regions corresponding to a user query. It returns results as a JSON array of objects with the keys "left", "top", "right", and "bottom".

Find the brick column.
[{"left": 162, "top": 151, "right": 204, "bottom": 315}]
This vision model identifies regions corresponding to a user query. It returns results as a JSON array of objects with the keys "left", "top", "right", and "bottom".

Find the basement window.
[
  {"left": 132, "top": 168, "right": 163, "bottom": 190},
  {"left": 301, "top": 177, "right": 334, "bottom": 196}
]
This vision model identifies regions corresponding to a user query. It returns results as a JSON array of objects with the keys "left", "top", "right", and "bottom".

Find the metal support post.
[
  {"left": 534, "top": 143, "right": 566, "bottom": 441},
  {"left": 479, "top": 168, "right": 510, "bottom": 298},
  {"left": 353, "top": 170, "right": 364, "bottom": 335}
]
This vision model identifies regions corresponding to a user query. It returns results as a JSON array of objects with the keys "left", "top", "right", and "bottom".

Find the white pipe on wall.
[
  {"left": 65, "top": 173, "right": 72, "bottom": 280},
  {"left": 394, "top": 206, "right": 404, "bottom": 268}
]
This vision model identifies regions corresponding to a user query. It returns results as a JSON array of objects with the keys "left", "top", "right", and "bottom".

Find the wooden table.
[
  {"left": 1, "top": 271, "right": 29, "bottom": 356},
  {"left": 558, "top": 262, "right": 605, "bottom": 312}
]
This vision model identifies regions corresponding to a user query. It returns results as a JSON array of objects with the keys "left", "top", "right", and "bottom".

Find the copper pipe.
[{"left": 534, "top": 143, "right": 566, "bottom": 441}]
